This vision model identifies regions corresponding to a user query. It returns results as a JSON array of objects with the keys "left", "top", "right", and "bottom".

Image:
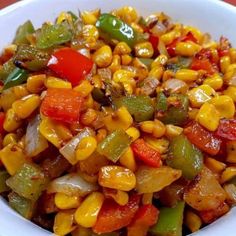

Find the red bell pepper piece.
[
  {"left": 0, "top": 112, "right": 5, "bottom": 134},
  {"left": 216, "top": 119, "right": 236, "bottom": 141},
  {"left": 218, "top": 36, "right": 231, "bottom": 57},
  {"left": 93, "top": 194, "right": 141, "bottom": 234},
  {"left": 131, "top": 139, "right": 162, "bottom": 168},
  {"left": 190, "top": 58, "right": 216, "bottom": 75},
  {"left": 149, "top": 34, "right": 159, "bottom": 51},
  {"left": 184, "top": 122, "right": 222, "bottom": 156},
  {"left": 47, "top": 48, "right": 93, "bottom": 86},
  {"left": 41, "top": 88, "right": 83, "bottom": 124}
]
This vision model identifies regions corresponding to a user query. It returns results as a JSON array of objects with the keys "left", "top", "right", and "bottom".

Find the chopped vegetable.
[
  {"left": 216, "top": 119, "right": 236, "bottom": 141},
  {"left": 0, "top": 112, "right": 5, "bottom": 134},
  {"left": 92, "top": 88, "right": 110, "bottom": 106},
  {"left": 156, "top": 92, "right": 168, "bottom": 112},
  {"left": 0, "top": 170, "right": 10, "bottom": 193},
  {"left": 0, "top": 59, "right": 16, "bottom": 81}
]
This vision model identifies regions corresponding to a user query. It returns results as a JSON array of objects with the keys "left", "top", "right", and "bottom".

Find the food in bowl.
[{"left": 0, "top": 5, "right": 236, "bottom": 236}]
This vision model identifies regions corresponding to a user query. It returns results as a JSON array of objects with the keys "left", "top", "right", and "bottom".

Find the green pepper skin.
[
  {"left": 3, "top": 68, "right": 28, "bottom": 90},
  {"left": 156, "top": 92, "right": 168, "bottom": 112},
  {"left": 92, "top": 88, "right": 110, "bottom": 106},
  {"left": 167, "top": 135, "right": 203, "bottom": 180},
  {"left": 114, "top": 95, "right": 154, "bottom": 122},
  {"left": 97, "top": 129, "right": 132, "bottom": 163},
  {"left": 0, "top": 170, "right": 10, "bottom": 193},
  {"left": 139, "top": 58, "right": 154, "bottom": 69},
  {"left": 150, "top": 201, "right": 185, "bottom": 236},
  {"left": 0, "top": 59, "right": 16, "bottom": 81}
]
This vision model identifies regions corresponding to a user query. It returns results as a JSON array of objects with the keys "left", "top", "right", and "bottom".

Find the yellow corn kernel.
[
  {"left": 91, "top": 75, "right": 103, "bottom": 89},
  {"left": 203, "top": 74, "right": 223, "bottom": 90},
  {"left": 119, "top": 147, "right": 137, "bottom": 172},
  {"left": 80, "top": 9, "right": 100, "bottom": 25},
  {"left": 175, "top": 69, "right": 199, "bottom": 82},
  {"left": 144, "top": 137, "right": 169, "bottom": 154},
  {"left": 82, "top": 24, "right": 99, "bottom": 40},
  {"left": 175, "top": 41, "right": 201, "bottom": 57},
  {"left": 39, "top": 117, "right": 72, "bottom": 148},
  {"left": 104, "top": 189, "right": 129, "bottom": 206},
  {"left": 126, "top": 127, "right": 140, "bottom": 142},
  {"left": 0, "top": 143, "right": 26, "bottom": 175},
  {"left": 220, "top": 56, "right": 231, "bottom": 74},
  {"left": 140, "top": 120, "right": 166, "bottom": 138},
  {"left": 3, "top": 108, "right": 22, "bottom": 132},
  {"left": 93, "top": 45, "right": 112, "bottom": 68},
  {"left": 221, "top": 167, "right": 236, "bottom": 183},
  {"left": 131, "top": 22, "right": 144, "bottom": 33},
  {"left": 140, "top": 121, "right": 154, "bottom": 133},
  {"left": 72, "top": 226, "right": 91, "bottom": 236},
  {"left": 2, "top": 133, "right": 17, "bottom": 147},
  {"left": 99, "top": 166, "right": 136, "bottom": 191},
  {"left": 83, "top": 94, "right": 94, "bottom": 109},
  {"left": 96, "top": 129, "right": 107, "bottom": 143},
  {"left": 165, "top": 125, "right": 183, "bottom": 139},
  {"left": 149, "top": 66, "right": 164, "bottom": 80},
  {"left": 209, "top": 95, "right": 235, "bottom": 119},
  {"left": 12, "top": 94, "right": 41, "bottom": 119},
  {"left": 151, "top": 55, "right": 168, "bottom": 68},
  {"left": 205, "top": 157, "right": 226, "bottom": 174},
  {"left": 229, "top": 48, "right": 236, "bottom": 63},
  {"left": 13, "top": 85, "right": 29, "bottom": 98},
  {"left": 114, "top": 42, "right": 132, "bottom": 55},
  {"left": 55, "top": 193, "right": 81, "bottom": 210},
  {"left": 185, "top": 210, "right": 202, "bottom": 233},
  {"left": 53, "top": 210, "right": 75, "bottom": 236},
  {"left": 223, "top": 64, "right": 236, "bottom": 85},
  {"left": 223, "top": 86, "right": 236, "bottom": 103},
  {"left": 196, "top": 103, "right": 220, "bottom": 131},
  {"left": 80, "top": 109, "right": 97, "bottom": 126},
  {"left": 18, "top": 136, "right": 25, "bottom": 149},
  {"left": 45, "top": 76, "right": 72, "bottom": 89},
  {"left": 188, "top": 108, "right": 199, "bottom": 120},
  {"left": 75, "top": 192, "right": 104, "bottom": 228},
  {"left": 4, "top": 44, "right": 17, "bottom": 55},
  {"left": 188, "top": 84, "right": 216, "bottom": 108},
  {"left": 226, "top": 141, "right": 236, "bottom": 163},
  {"left": 57, "top": 12, "right": 73, "bottom": 24},
  {"left": 121, "top": 54, "right": 133, "bottom": 66},
  {"left": 183, "top": 26, "right": 203, "bottom": 42},
  {"left": 73, "top": 80, "right": 94, "bottom": 97},
  {"left": 142, "top": 193, "right": 153, "bottom": 205},
  {"left": 161, "top": 30, "right": 181, "bottom": 45},
  {"left": 134, "top": 42, "right": 154, "bottom": 58},
  {"left": 108, "top": 54, "right": 121, "bottom": 73},
  {"left": 27, "top": 74, "right": 46, "bottom": 93},
  {"left": 77, "top": 170, "right": 98, "bottom": 184},
  {"left": 114, "top": 6, "right": 138, "bottom": 24},
  {"left": 162, "top": 70, "right": 175, "bottom": 82}
]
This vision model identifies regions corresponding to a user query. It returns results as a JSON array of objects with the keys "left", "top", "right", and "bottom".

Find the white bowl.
[{"left": 0, "top": 0, "right": 236, "bottom": 235}]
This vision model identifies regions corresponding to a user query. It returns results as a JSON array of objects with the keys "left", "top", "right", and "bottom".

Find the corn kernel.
[
  {"left": 226, "top": 141, "right": 236, "bottom": 163},
  {"left": 175, "top": 41, "right": 201, "bottom": 57},
  {"left": 91, "top": 75, "right": 103, "bottom": 89},
  {"left": 161, "top": 30, "right": 181, "bottom": 45},
  {"left": 45, "top": 76, "right": 72, "bottom": 89},
  {"left": 183, "top": 26, "right": 203, "bottom": 42},
  {"left": 196, "top": 103, "right": 220, "bottom": 131},
  {"left": 99, "top": 166, "right": 136, "bottom": 191},
  {"left": 151, "top": 55, "right": 168, "bottom": 68},
  {"left": 27, "top": 74, "right": 46, "bottom": 93},
  {"left": 13, "top": 85, "right": 29, "bottom": 98},
  {"left": 72, "top": 226, "right": 91, "bottom": 236},
  {"left": 96, "top": 129, "right": 107, "bottom": 143},
  {"left": 108, "top": 54, "right": 121, "bottom": 73},
  {"left": 80, "top": 109, "right": 97, "bottom": 126},
  {"left": 82, "top": 24, "right": 99, "bottom": 40},
  {"left": 185, "top": 210, "right": 202, "bottom": 233},
  {"left": 165, "top": 125, "right": 183, "bottom": 138},
  {"left": 188, "top": 108, "right": 199, "bottom": 120},
  {"left": 57, "top": 12, "right": 73, "bottom": 24},
  {"left": 119, "top": 147, "right": 137, "bottom": 172},
  {"left": 73, "top": 80, "right": 94, "bottom": 97},
  {"left": 188, "top": 84, "right": 216, "bottom": 108},
  {"left": 126, "top": 127, "right": 140, "bottom": 142},
  {"left": 114, "top": 6, "right": 138, "bottom": 24},
  {"left": 162, "top": 70, "right": 175, "bottom": 82},
  {"left": 83, "top": 94, "right": 94, "bottom": 109},
  {"left": 76, "top": 136, "right": 97, "bottom": 161},
  {"left": 55, "top": 193, "right": 81, "bottom": 210},
  {"left": 205, "top": 157, "right": 226, "bottom": 173},
  {"left": 0, "top": 143, "right": 26, "bottom": 175},
  {"left": 209, "top": 95, "right": 235, "bottom": 119},
  {"left": 75, "top": 192, "right": 104, "bottom": 228},
  {"left": 223, "top": 86, "right": 236, "bottom": 102},
  {"left": 131, "top": 22, "right": 144, "bottom": 33},
  {"left": 140, "top": 120, "right": 166, "bottom": 138},
  {"left": 80, "top": 9, "right": 100, "bottom": 25},
  {"left": 3, "top": 133, "right": 17, "bottom": 147},
  {"left": 121, "top": 54, "right": 133, "bottom": 66},
  {"left": 220, "top": 56, "right": 231, "bottom": 74},
  {"left": 3, "top": 108, "right": 22, "bottom": 132},
  {"left": 142, "top": 193, "right": 153, "bottom": 205},
  {"left": 114, "top": 42, "right": 132, "bottom": 55},
  {"left": 144, "top": 137, "right": 169, "bottom": 154},
  {"left": 223, "top": 64, "right": 236, "bottom": 85},
  {"left": 134, "top": 42, "right": 154, "bottom": 58},
  {"left": 229, "top": 48, "right": 236, "bottom": 63},
  {"left": 77, "top": 170, "right": 98, "bottom": 184},
  {"left": 149, "top": 66, "right": 164, "bottom": 80},
  {"left": 93, "top": 45, "right": 112, "bottom": 68},
  {"left": 203, "top": 74, "right": 223, "bottom": 90},
  {"left": 221, "top": 167, "right": 236, "bottom": 183},
  {"left": 175, "top": 69, "right": 199, "bottom": 82},
  {"left": 103, "top": 188, "right": 129, "bottom": 206}
]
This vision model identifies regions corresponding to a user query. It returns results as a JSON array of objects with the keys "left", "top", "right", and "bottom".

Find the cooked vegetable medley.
[{"left": 0, "top": 6, "right": 236, "bottom": 236}]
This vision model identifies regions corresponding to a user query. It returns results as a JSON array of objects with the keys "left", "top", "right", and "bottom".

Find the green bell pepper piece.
[
  {"left": 13, "top": 20, "right": 35, "bottom": 45},
  {"left": 3, "top": 68, "right": 28, "bottom": 90},
  {"left": 158, "top": 94, "right": 189, "bottom": 126},
  {"left": 96, "top": 13, "right": 144, "bottom": 48},
  {"left": 14, "top": 45, "right": 50, "bottom": 72},
  {"left": 0, "top": 170, "right": 10, "bottom": 193},
  {"left": 156, "top": 92, "right": 168, "bottom": 112},
  {"left": 36, "top": 22, "right": 73, "bottom": 49},
  {"left": 0, "top": 59, "right": 16, "bottom": 81},
  {"left": 97, "top": 129, "right": 132, "bottom": 163},
  {"left": 92, "top": 88, "right": 110, "bottom": 106},
  {"left": 9, "top": 192, "right": 35, "bottom": 219},
  {"left": 6, "top": 163, "right": 48, "bottom": 201},
  {"left": 113, "top": 95, "right": 154, "bottom": 122},
  {"left": 167, "top": 135, "right": 203, "bottom": 180},
  {"left": 166, "top": 57, "right": 193, "bottom": 72},
  {"left": 150, "top": 201, "right": 185, "bottom": 236},
  {"left": 139, "top": 58, "right": 154, "bottom": 69}
]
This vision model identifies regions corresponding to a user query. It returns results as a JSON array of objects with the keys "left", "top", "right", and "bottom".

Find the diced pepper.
[
  {"left": 13, "top": 20, "right": 35, "bottom": 45},
  {"left": 91, "top": 88, "right": 110, "bottom": 106},
  {"left": 9, "top": 192, "right": 35, "bottom": 219},
  {"left": 113, "top": 95, "right": 154, "bottom": 122},
  {"left": 131, "top": 139, "right": 162, "bottom": 168},
  {"left": 156, "top": 92, "right": 168, "bottom": 112},
  {"left": 0, "top": 112, "right": 5, "bottom": 134},
  {"left": 6, "top": 163, "right": 48, "bottom": 201},
  {"left": 93, "top": 195, "right": 140, "bottom": 234},
  {"left": 216, "top": 119, "right": 236, "bottom": 141},
  {"left": 184, "top": 122, "right": 222, "bottom": 155},
  {"left": 3, "top": 68, "right": 28, "bottom": 90},
  {"left": 41, "top": 88, "right": 83, "bottom": 124},
  {"left": 47, "top": 48, "right": 93, "bottom": 86},
  {"left": 149, "top": 35, "right": 159, "bottom": 52},
  {"left": 97, "top": 129, "right": 132, "bottom": 163},
  {"left": 149, "top": 201, "right": 185, "bottom": 236},
  {"left": 0, "top": 170, "right": 10, "bottom": 193},
  {"left": 190, "top": 58, "right": 216, "bottom": 75},
  {"left": 36, "top": 22, "right": 73, "bottom": 49},
  {"left": 167, "top": 135, "right": 203, "bottom": 180},
  {"left": 0, "top": 59, "right": 16, "bottom": 81}
]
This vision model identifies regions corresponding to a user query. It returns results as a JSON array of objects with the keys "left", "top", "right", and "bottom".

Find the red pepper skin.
[
  {"left": 190, "top": 58, "right": 216, "bottom": 75},
  {"left": 184, "top": 122, "right": 222, "bottom": 156},
  {"left": 47, "top": 48, "right": 93, "bottom": 86},
  {"left": 41, "top": 88, "right": 83, "bottom": 124},
  {"left": 0, "top": 112, "right": 5, "bottom": 134},
  {"left": 131, "top": 139, "right": 162, "bottom": 168},
  {"left": 216, "top": 119, "right": 236, "bottom": 141},
  {"left": 149, "top": 35, "right": 159, "bottom": 51},
  {"left": 93, "top": 195, "right": 141, "bottom": 234}
]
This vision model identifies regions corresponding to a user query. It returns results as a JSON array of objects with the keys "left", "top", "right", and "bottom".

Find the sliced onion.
[
  {"left": 150, "top": 21, "right": 167, "bottom": 36},
  {"left": 47, "top": 173, "right": 98, "bottom": 197},
  {"left": 224, "top": 184, "right": 236, "bottom": 204},
  {"left": 78, "top": 48, "right": 90, "bottom": 58},
  {"left": 163, "top": 79, "right": 188, "bottom": 94},
  {"left": 158, "top": 39, "right": 169, "bottom": 57},
  {"left": 140, "top": 76, "right": 160, "bottom": 95},
  {"left": 59, "top": 127, "right": 95, "bottom": 165}
]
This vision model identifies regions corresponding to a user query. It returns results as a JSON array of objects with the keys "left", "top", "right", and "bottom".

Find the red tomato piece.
[
  {"left": 47, "top": 48, "right": 93, "bottom": 86},
  {"left": 41, "top": 88, "right": 83, "bottom": 124},
  {"left": 149, "top": 34, "right": 159, "bottom": 51},
  {"left": 93, "top": 194, "right": 141, "bottom": 234},
  {"left": 190, "top": 58, "right": 216, "bottom": 75},
  {"left": 184, "top": 122, "right": 222, "bottom": 156},
  {"left": 131, "top": 139, "right": 162, "bottom": 168},
  {"left": 0, "top": 112, "right": 5, "bottom": 134},
  {"left": 216, "top": 119, "right": 236, "bottom": 141}
]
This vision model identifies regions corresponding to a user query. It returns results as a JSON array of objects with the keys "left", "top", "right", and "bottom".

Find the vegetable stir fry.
[{"left": 0, "top": 6, "right": 236, "bottom": 236}]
